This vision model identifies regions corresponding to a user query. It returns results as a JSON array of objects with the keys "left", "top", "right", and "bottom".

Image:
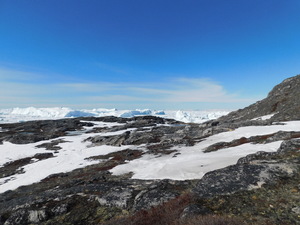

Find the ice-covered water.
[{"left": 0, "top": 107, "right": 230, "bottom": 124}]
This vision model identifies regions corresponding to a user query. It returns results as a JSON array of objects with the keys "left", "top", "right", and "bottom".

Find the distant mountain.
[{"left": 218, "top": 74, "right": 300, "bottom": 122}]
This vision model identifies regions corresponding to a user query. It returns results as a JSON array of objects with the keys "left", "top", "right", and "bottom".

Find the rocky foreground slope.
[{"left": 0, "top": 75, "right": 300, "bottom": 225}]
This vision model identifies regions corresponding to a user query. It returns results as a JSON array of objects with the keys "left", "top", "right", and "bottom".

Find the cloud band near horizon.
[{"left": 0, "top": 67, "right": 260, "bottom": 110}]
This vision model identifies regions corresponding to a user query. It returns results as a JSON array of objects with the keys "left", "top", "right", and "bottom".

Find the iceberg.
[{"left": 0, "top": 107, "right": 230, "bottom": 124}]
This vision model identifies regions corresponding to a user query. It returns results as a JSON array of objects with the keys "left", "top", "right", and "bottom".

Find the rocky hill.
[
  {"left": 0, "top": 75, "right": 300, "bottom": 225},
  {"left": 218, "top": 74, "right": 300, "bottom": 123}
]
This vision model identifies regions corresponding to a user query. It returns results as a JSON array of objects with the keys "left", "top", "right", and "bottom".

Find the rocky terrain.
[
  {"left": 217, "top": 74, "right": 300, "bottom": 123},
  {"left": 0, "top": 74, "right": 300, "bottom": 224}
]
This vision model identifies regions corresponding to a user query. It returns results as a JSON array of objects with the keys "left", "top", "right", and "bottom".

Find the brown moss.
[{"left": 104, "top": 193, "right": 193, "bottom": 225}]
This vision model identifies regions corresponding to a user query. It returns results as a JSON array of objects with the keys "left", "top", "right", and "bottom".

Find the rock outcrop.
[
  {"left": 194, "top": 139, "right": 300, "bottom": 197},
  {"left": 218, "top": 74, "right": 300, "bottom": 122}
]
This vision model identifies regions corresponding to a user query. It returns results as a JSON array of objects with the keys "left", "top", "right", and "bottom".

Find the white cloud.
[
  {"left": 164, "top": 78, "right": 243, "bottom": 103},
  {"left": 57, "top": 82, "right": 120, "bottom": 93},
  {"left": 87, "top": 95, "right": 149, "bottom": 102},
  {"left": 127, "top": 78, "right": 255, "bottom": 103},
  {"left": 0, "top": 67, "right": 257, "bottom": 109},
  {"left": 0, "top": 67, "right": 44, "bottom": 81}
]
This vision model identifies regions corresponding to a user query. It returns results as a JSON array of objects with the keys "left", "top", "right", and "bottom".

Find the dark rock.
[
  {"left": 3, "top": 209, "right": 28, "bottom": 225},
  {"left": 211, "top": 121, "right": 219, "bottom": 126},
  {"left": 278, "top": 138, "right": 300, "bottom": 153},
  {"left": 133, "top": 180, "right": 178, "bottom": 211},
  {"left": 193, "top": 164, "right": 267, "bottom": 198},
  {"left": 237, "top": 151, "right": 275, "bottom": 164},
  {"left": 86, "top": 123, "right": 201, "bottom": 148},
  {"left": 0, "top": 157, "right": 32, "bottom": 179},
  {"left": 50, "top": 203, "right": 69, "bottom": 216},
  {"left": 0, "top": 215, "right": 5, "bottom": 224},
  {"left": 265, "top": 131, "right": 300, "bottom": 143},
  {"left": 86, "top": 131, "right": 131, "bottom": 147},
  {"left": 97, "top": 187, "right": 134, "bottom": 209},
  {"left": 35, "top": 139, "right": 68, "bottom": 151},
  {"left": 0, "top": 119, "right": 94, "bottom": 144},
  {"left": 33, "top": 153, "right": 54, "bottom": 160}
]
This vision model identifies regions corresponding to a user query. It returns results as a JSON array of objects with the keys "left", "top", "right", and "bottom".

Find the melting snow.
[
  {"left": 1, "top": 114, "right": 299, "bottom": 193},
  {"left": 110, "top": 121, "right": 300, "bottom": 180},
  {"left": 0, "top": 121, "right": 132, "bottom": 193}
]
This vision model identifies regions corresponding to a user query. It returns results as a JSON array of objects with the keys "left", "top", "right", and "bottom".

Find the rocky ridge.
[
  {"left": 217, "top": 74, "right": 300, "bottom": 123},
  {"left": 0, "top": 75, "right": 300, "bottom": 224}
]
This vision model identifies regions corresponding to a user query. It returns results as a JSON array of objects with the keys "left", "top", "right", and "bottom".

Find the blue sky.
[{"left": 0, "top": 0, "right": 300, "bottom": 110}]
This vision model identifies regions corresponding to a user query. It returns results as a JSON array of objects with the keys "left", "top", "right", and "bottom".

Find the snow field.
[
  {"left": 110, "top": 121, "right": 300, "bottom": 180},
  {"left": 0, "top": 121, "right": 134, "bottom": 193},
  {"left": 1, "top": 117, "right": 300, "bottom": 193}
]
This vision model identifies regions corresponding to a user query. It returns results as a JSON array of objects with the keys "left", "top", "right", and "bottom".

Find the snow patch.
[
  {"left": 252, "top": 114, "right": 275, "bottom": 121},
  {"left": 110, "top": 121, "right": 300, "bottom": 180},
  {"left": 0, "top": 121, "right": 131, "bottom": 193}
]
